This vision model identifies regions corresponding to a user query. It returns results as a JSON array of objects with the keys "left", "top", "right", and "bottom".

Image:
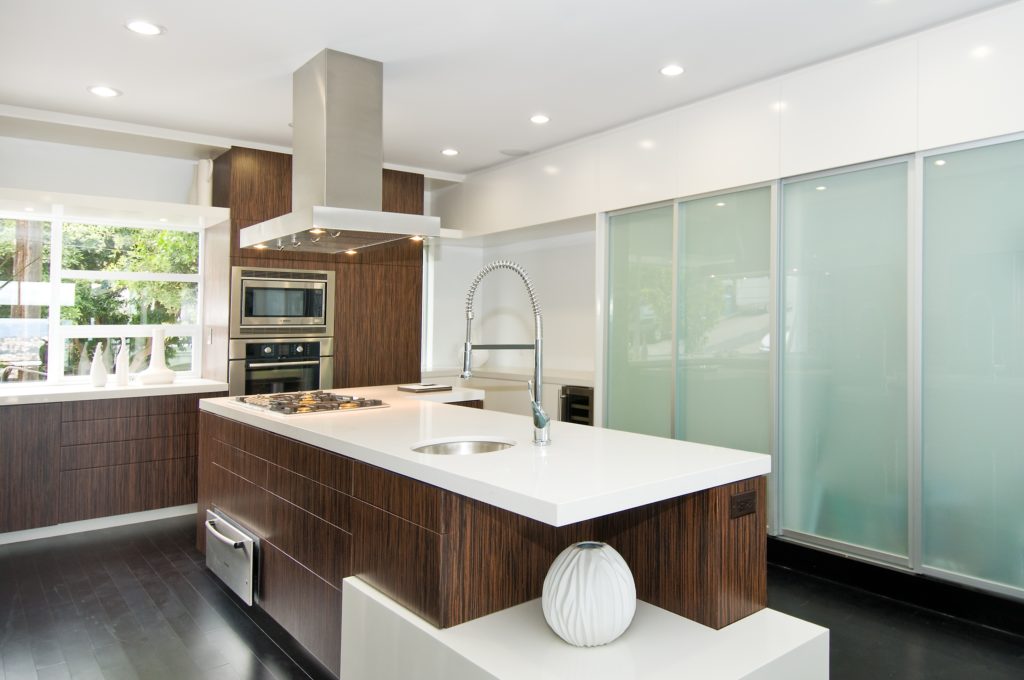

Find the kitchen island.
[{"left": 197, "top": 385, "right": 771, "bottom": 676}]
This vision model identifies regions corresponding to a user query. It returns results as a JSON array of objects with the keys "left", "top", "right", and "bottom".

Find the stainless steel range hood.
[{"left": 239, "top": 49, "right": 439, "bottom": 253}]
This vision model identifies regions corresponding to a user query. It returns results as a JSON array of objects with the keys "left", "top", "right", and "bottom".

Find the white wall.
[
  {"left": 426, "top": 224, "right": 596, "bottom": 374},
  {"left": 434, "top": 1, "right": 1024, "bottom": 233},
  {"left": 0, "top": 136, "right": 197, "bottom": 203}
]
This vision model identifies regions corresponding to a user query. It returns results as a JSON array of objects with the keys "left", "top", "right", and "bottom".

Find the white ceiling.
[{"left": 0, "top": 0, "right": 1014, "bottom": 175}]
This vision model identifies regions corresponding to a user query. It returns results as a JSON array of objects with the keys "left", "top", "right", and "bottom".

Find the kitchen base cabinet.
[
  {"left": 59, "top": 456, "right": 197, "bottom": 522},
  {"left": 199, "top": 412, "right": 767, "bottom": 678},
  {"left": 58, "top": 392, "right": 224, "bottom": 524},
  {"left": 0, "top": 403, "right": 60, "bottom": 532},
  {"left": 0, "top": 390, "right": 224, "bottom": 534}
]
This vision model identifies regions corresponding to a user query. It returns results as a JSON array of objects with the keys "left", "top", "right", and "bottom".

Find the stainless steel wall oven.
[{"left": 228, "top": 337, "right": 334, "bottom": 396}]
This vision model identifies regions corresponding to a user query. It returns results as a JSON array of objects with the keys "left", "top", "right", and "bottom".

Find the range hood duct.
[{"left": 239, "top": 49, "right": 440, "bottom": 253}]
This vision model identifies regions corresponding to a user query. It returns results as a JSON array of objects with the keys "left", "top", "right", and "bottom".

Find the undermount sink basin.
[{"left": 411, "top": 437, "right": 516, "bottom": 455}]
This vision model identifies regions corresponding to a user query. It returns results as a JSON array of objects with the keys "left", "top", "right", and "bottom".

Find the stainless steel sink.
[{"left": 411, "top": 437, "right": 515, "bottom": 455}]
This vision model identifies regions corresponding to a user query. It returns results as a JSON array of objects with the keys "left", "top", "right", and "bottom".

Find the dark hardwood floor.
[
  {"left": 0, "top": 515, "right": 331, "bottom": 680},
  {"left": 2, "top": 515, "right": 1022, "bottom": 679}
]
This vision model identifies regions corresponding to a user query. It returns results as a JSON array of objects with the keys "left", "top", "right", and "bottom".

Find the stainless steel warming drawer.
[{"left": 205, "top": 509, "right": 259, "bottom": 605}]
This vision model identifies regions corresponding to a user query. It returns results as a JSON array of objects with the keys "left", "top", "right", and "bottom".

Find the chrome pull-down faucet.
[{"left": 461, "top": 260, "right": 550, "bottom": 446}]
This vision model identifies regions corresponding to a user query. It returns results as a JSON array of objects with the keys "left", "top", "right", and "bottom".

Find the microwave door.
[{"left": 242, "top": 280, "right": 325, "bottom": 327}]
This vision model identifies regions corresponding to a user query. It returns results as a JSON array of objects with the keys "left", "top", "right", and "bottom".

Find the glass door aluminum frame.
[
  {"left": 914, "top": 131, "right": 1024, "bottom": 603},
  {"left": 775, "top": 154, "right": 916, "bottom": 569},
  {"left": 601, "top": 181, "right": 779, "bottom": 532}
]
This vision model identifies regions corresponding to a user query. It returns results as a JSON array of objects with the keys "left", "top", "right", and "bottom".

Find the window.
[{"left": 1, "top": 207, "right": 202, "bottom": 384}]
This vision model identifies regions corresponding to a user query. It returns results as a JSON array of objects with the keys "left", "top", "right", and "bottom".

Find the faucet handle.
[{"left": 527, "top": 380, "right": 550, "bottom": 429}]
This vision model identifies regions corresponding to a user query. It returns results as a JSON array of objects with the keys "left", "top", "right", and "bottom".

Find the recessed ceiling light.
[
  {"left": 345, "top": 249, "right": 358, "bottom": 255},
  {"left": 252, "top": 244, "right": 269, "bottom": 250},
  {"left": 715, "top": 202, "right": 726, "bottom": 207},
  {"left": 660, "top": 64, "right": 685, "bottom": 77},
  {"left": 815, "top": 185, "right": 827, "bottom": 191},
  {"left": 638, "top": 139, "right": 655, "bottom": 150},
  {"left": 500, "top": 149, "right": 530, "bottom": 157},
  {"left": 126, "top": 20, "right": 165, "bottom": 36},
  {"left": 441, "top": 148, "right": 459, "bottom": 156},
  {"left": 89, "top": 85, "right": 122, "bottom": 98},
  {"left": 971, "top": 45, "right": 992, "bottom": 59},
  {"left": 309, "top": 228, "right": 326, "bottom": 235},
  {"left": 772, "top": 101, "right": 787, "bottom": 112},
  {"left": 530, "top": 114, "right": 550, "bottom": 125},
  {"left": 410, "top": 235, "right": 424, "bottom": 242},
  {"left": 933, "top": 159, "right": 947, "bottom": 166}
]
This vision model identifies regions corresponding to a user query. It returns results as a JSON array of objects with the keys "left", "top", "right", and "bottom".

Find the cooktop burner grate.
[{"left": 236, "top": 390, "right": 388, "bottom": 415}]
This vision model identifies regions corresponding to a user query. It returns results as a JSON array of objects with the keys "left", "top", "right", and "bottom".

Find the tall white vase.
[
  {"left": 542, "top": 541, "right": 636, "bottom": 647},
  {"left": 90, "top": 342, "right": 108, "bottom": 388},
  {"left": 137, "top": 328, "right": 176, "bottom": 385},
  {"left": 114, "top": 337, "right": 130, "bottom": 386}
]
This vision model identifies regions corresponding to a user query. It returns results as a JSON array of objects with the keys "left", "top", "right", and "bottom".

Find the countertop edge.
[{"left": 0, "top": 379, "right": 229, "bottom": 405}]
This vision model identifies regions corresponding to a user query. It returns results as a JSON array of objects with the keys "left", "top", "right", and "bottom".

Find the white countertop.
[
  {"left": 199, "top": 385, "right": 770, "bottom": 526},
  {"left": 0, "top": 378, "right": 229, "bottom": 406}
]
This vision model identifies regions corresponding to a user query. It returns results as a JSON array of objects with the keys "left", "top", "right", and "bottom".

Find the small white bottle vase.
[
  {"left": 137, "top": 328, "right": 176, "bottom": 385},
  {"left": 542, "top": 541, "right": 636, "bottom": 647},
  {"left": 114, "top": 338, "right": 130, "bottom": 386},
  {"left": 90, "top": 342, "right": 108, "bottom": 388}
]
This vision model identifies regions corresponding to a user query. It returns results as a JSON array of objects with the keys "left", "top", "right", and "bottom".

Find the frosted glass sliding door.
[
  {"left": 922, "top": 139, "right": 1024, "bottom": 590},
  {"left": 676, "top": 187, "right": 771, "bottom": 453},
  {"left": 780, "top": 163, "right": 909, "bottom": 557},
  {"left": 606, "top": 206, "right": 674, "bottom": 436}
]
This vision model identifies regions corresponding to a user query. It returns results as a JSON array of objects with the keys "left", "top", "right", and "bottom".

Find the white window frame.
[{"left": 1, "top": 205, "right": 204, "bottom": 383}]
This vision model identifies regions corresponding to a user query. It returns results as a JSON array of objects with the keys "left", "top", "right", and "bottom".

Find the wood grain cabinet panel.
[
  {"left": 259, "top": 543, "right": 341, "bottom": 677},
  {"left": 351, "top": 461, "right": 450, "bottom": 532},
  {"left": 0, "top": 403, "right": 60, "bottom": 532},
  {"left": 60, "top": 434, "right": 195, "bottom": 470},
  {"left": 204, "top": 412, "right": 351, "bottom": 494},
  {"left": 59, "top": 457, "right": 196, "bottom": 523},
  {"left": 351, "top": 498, "right": 443, "bottom": 625},
  {"left": 61, "top": 393, "right": 211, "bottom": 422},
  {"left": 206, "top": 461, "right": 271, "bottom": 540},
  {"left": 264, "top": 491, "right": 350, "bottom": 587},
  {"left": 265, "top": 462, "right": 350, "bottom": 532},
  {"left": 60, "top": 412, "right": 196, "bottom": 446}
]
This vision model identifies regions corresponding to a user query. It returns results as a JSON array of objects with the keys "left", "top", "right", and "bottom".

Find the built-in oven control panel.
[{"left": 246, "top": 341, "right": 322, "bottom": 362}]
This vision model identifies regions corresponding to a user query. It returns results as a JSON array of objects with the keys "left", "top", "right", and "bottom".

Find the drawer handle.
[
  {"left": 206, "top": 519, "right": 244, "bottom": 549},
  {"left": 246, "top": 360, "right": 320, "bottom": 369}
]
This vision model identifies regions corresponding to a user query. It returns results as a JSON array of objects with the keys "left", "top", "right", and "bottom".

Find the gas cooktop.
[{"left": 236, "top": 390, "right": 388, "bottom": 415}]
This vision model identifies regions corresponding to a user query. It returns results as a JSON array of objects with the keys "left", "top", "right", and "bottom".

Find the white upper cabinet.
[
  {"left": 676, "top": 79, "right": 782, "bottom": 198},
  {"left": 779, "top": 40, "right": 918, "bottom": 177},
  {"left": 596, "top": 111, "right": 679, "bottom": 212},
  {"left": 438, "top": 142, "right": 598, "bottom": 235},
  {"left": 918, "top": 3, "right": 1024, "bottom": 150}
]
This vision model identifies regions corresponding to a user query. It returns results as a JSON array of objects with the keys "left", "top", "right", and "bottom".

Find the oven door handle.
[{"left": 246, "top": 360, "right": 321, "bottom": 369}]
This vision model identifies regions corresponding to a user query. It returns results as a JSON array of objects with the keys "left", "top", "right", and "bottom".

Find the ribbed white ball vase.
[{"left": 541, "top": 541, "right": 636, "bottom": 647}]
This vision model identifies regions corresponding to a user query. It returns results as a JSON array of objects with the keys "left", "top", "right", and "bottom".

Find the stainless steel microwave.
[{"left": 230, "top": 266, "right": 335, "bottom": 337}]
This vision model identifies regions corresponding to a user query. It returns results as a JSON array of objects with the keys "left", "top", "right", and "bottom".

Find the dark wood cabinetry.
[
  {"left": 198, "top": 411, "right": 767, "bottom": 678},
  {"left": 0, "top": 403, "right": 61, "bottom": 532},
  {"left": 212, "top": 146, "right": 426, "bottom": 387},
  {"left": 0, "top": 391, "right": 224, "bottom": 533}
]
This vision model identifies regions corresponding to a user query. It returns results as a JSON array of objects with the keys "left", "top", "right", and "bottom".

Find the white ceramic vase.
[
  {"left": 542, "top": 541, "right": 636, "bottom": 647},
  {"left": 114, "top": 337, "right": 130, "bottom": 386},
  {"left": 90, "top": 342, "right": 108, "bottom": 388},
  {"left": 137, "top": 328, "right": 176, "bottom": 385}
]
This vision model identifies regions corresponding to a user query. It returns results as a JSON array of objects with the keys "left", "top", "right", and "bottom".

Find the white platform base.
[{"left": 341, "top": 577, "right": 829, "bottom": 680}]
